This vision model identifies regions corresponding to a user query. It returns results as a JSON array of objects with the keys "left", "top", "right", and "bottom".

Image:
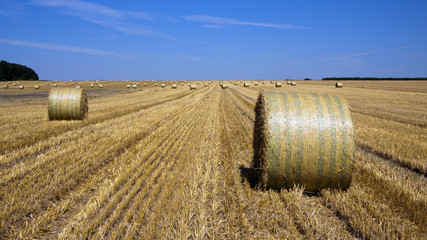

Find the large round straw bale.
[
  {"left": 53, "top": 84, "right": 58, "bottom": 87},
  {"left": 244, "top": 83, "right": 249, "bottom": 87},
  {"left": 253, "top": 92, "right": 354, "bottom": 192},
  {"left": 46, "top": 82, "right": 50, "bottom": 85},
  {"left": 172, "top": 84, "right": 177, "bottom": 89},
  {"left": 98, "top": 84, "right": 104, "bottom": 88},
  {"left": 190, "top": 84, "right": 196, "bottom": 90},
  {"left": 19, "top": 85, "right": 24, "bottom": 89},
  {"left": 13, "top": 83, "right": 16, "bottom": 86},
  {"left": 254, "top": 82, "right": 259, "bottom": 86},
  {"left": 287, "top": 81, "right": 291, "bottom": 85},
  {"left": 132, "top": 85, "right": 137, "bottom": 89},
  {"left": 291, "top": 82, "right": 296, "bottom": 86},
  {"left": 336, "top": 83, "right": 343, "bottom": 88},
  {"left": 161, "top": 83, "right": 166, "bottom": 88},
  {"left": 48, "top": 88, "right": 88, "bottom": 120},
  {"left": 222, "top": 84, "right": 228, "bottom": 89},
  {"left": 275, "top": 82, "right": 282, "bottom": 87},
  {"left": 127, "top": 84, "right": 131, "bottom": 88},
  {"left": 143, "top": 83, "right": 147, "bottom": 86},
  {"left": 204, "top": 83, "right": 208, "bottom": 87},
  {"left": 4, "top": 85, "right": 9, "bottom": 89},
  {"left": 89, "top": 84, "right": 94, "bottom": 88},
  {"left": 34, "top": 85, "right": 40, "bottom": 89}
]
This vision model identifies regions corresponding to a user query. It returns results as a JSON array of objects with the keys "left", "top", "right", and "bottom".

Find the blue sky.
[{"left": 1, "top": 0, "right": 426, "bottom": 80}]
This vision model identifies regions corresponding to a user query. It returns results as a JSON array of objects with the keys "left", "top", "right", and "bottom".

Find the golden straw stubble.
[
  {"left": 48, "top": 88, "right": 88, "bottom": 120},
  {"left": 253, "top": 92, "right": 355, "bottom": 192}
]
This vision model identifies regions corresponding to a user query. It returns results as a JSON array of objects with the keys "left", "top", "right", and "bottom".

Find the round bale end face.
[
  {"left": 253, "top": 92, "right": 354, "bottom": 192},
  {"left": 48, "top": 88, "right": 88, "bottom": 121}
]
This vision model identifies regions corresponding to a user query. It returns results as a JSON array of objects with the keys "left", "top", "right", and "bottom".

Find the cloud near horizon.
[
  {"left": 315, "top": 46, "right": 412, "bottom": 62},
  {"left": 30, "top": 0, "right": 172, "bottom": 38},
  {"left": 182, "top": 15, "right": 311, "bottom": 30},
  {"left": 0, "top": 38, "right": 127, "bottom": 57}
]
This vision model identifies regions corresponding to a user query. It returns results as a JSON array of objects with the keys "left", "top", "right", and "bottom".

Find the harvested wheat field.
[{"left": 0, "top": 80, "right": 426, "bottom": 239}]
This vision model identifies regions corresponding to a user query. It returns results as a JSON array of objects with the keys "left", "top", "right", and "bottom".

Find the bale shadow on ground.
[{"left": 239, "top": 165, "right": 258, "bottom": 189}]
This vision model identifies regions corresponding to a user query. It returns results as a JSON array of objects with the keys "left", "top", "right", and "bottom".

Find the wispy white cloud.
[
  {"left": 315, "top": 46, "right": 412, "bottom": 62},
  {"left": 0, "top": 9, "right": 16, "bottom": 15},
  {"left": 30, "top": 0, "right": 172, "bottom": 38},
  {"left": 182, "top": 15, "right": 311, "bottom": 30},
  {"left": 0, "top": 38, "right": 128, "bottom": 57}
]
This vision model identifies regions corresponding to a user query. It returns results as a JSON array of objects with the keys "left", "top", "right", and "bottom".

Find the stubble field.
[{"left": 0, "top": 80, "right": 426, "bottom": 239}]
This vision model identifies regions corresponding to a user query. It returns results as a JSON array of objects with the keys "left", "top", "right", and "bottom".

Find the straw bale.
[
  {"left": 336, "top": 83, "right": 343, "bottom": 88},
  {"left": 161, "top": 84, "right": 166, "bottom": 88},
  {"left": 19, "top": 86, "right": 24, "bottom": 89},
  {"left": 276, "top": 82, "right": 282, "bottom": 87},
  {"left": 4, "top": 85, "right": 9, "bottom": 89},
  {"left": 253, "top": 92, "right": 354, "bottom": 192},
  {"left": 204, "top": 83, "right": 208, "bottom": 87},
  {"left": 46, "top": 82, "right": 50, "bottom": 85},
  {"left": 172, "top": 84, "right": 177, "bottom": 89},
  {"left": 127, "top": 85, "right": 131, "bottom": 88},
  {"left": 291, "top": 82, "right": 296, "bottom": 86},
  {"left": 34, "top": 85, "right": 40, "bottom": 89},
  {"left": 244, "top": 83, "right": 249, "bottom": 87},
  {"left": 222, "top": 84, "right": 228, "bottom": 89},
  {"left": 98, "top": 84, "right": 104, "bottom": 88},
  {"left": 48, "top": 88, "right": 88, "bottom": 120},
  {"left": 132, "top": 85, "right": 137, "bottom": 89},
  {"left": 190, "top": 84, "right": 196, "bottom": 90},
  {"left": 75, "top": 86, "right": 81, "bottom": 89},
  {"left": 13, "top": 83, "right": 16, "bottom": 86},
  {"left": 90, "top": 84, "right": 94, "bottom": 88},
  {"left": 287, "top": 81, "right": 291, "bottom": 85},
  {"left": 53, "top": 84, "right": 58, "bottom": 87}
]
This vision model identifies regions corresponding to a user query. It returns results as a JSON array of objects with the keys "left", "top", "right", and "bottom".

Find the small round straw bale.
[
  {"left": 161, "top": 84, "right": 166, "bottom": 88},
  {"left": 127, "top": 85, "right": 131, "bottom": 88},
  {"left": 48, "top": 88, "right": 88, "bottom": 120},
  {"left": 132, "top": 84, "right": 137, "bottom": 88},
  {"left": 13, "top": 83, "right": 16, "bottom": 86},
  {"left": 143, "top": 83, "right": 147, "bottom": 86},
  {"left": 75, "top": 85, "right": 81, "bottom": 89},
  {"left": 19, "top": 85, "right": 24, "bottom": 89},
  {"left": 98, "top": 84, "right": 104, "bottom": 88},
  {"left": 90, "top": 84, "right": 94, "bottom": 88},
  {"left": 336, "top": 83, "right": 343, "bottom": 88},
  {"left": 172, "top": 84, "right": 177, "bottom": 89},
  {"left": 244, "top": 83, "right": 249, "bottom": 87},
  {"left": 204, "top": 83, "right": 208, "bottom": 87},
  {"left": 4, "top": 85, "right": 9, "bottom": 89},
  {"left": 53, "top": 84, "right": 58, "bottom": 87},
  {"left": 253, "top": 92, "right": 354, "bottom": 192},
  {"left": 287, "top": 81, "right": 291, "bottom": 85},
  {"left": 291, "top": 81, "right": 296, "bottom": 86},
  {"left": 222, "top": 84, "right": 228, "bottom": 89},
  {"left": 46, "top": 82, "right": 50, "bottom": 85},
  {"left": 34, "top": 85, "right": 40, "bottom": 89},
  {"left": 275, "top": 82, "right": 282, "bottom": 87},
  {"left": 190, "top": 84, "right": 196, "bottom": 90},
  {"left": 254, "top": 82, "right": 259, "bottom": 86}
]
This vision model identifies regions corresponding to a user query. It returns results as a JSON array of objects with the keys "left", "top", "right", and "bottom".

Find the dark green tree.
[{"left": 0, "top": 60, "right": 39, "bottom": 81}]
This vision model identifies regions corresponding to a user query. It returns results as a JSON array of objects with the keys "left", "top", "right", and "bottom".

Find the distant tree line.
[
  {"left": 322, "top": 77, "right": 427, "bottom": 81},
  {"left": 0, "top": 60, "right": 39, "bottom": 81}
]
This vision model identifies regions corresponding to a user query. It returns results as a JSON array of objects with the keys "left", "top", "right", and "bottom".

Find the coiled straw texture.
[
  {"left": 253, "top": 92, "right": 354, "bottom": 192},
  {"left": 48, "top": 88, "right": 88, "bottom": 121}
]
